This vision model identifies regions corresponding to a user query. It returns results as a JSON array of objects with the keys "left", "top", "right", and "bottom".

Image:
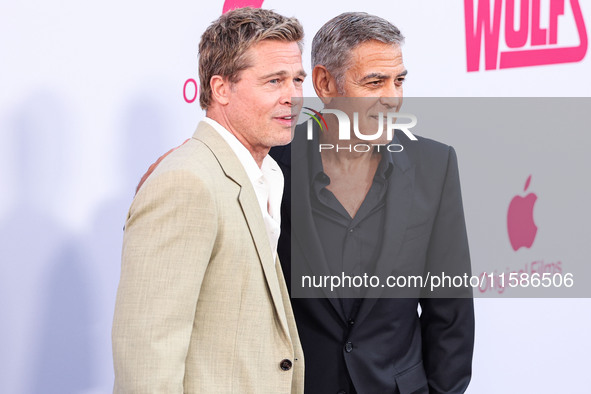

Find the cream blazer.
[{"left": 112, "top": 121, "right": 304, "bottom": 393}]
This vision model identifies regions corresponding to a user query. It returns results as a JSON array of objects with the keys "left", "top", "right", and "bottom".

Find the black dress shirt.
[{"left": 308, "top": 133, "right": 394, "bottom": 319}]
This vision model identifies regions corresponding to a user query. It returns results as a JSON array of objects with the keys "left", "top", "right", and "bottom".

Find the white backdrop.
[{"left": 1, "top": 0, "right": 589, "bottom": 393}]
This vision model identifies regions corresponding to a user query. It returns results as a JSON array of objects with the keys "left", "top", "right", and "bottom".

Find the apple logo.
[{"left": 507, "top": 175, "right": 538, "bottom": 251}]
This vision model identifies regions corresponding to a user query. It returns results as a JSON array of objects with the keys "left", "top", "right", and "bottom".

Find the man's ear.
[
  {"left": 210, "top": 75, "right": 231, "bottom": 106},
  {"left": 312, "top": 65, "right": 338, "bottom": 105}
]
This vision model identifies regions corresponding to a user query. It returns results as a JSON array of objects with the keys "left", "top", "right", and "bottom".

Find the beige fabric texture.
[{"left": 112, "top": 121, "right": 304, "bottom": 393}]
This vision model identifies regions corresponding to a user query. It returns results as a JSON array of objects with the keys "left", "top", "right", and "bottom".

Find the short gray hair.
[{"left": 311, "top": 12, "right": 404, "bottom": 93}]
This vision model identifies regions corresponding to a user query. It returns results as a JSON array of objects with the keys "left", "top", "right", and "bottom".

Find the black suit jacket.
[{"left": 270, "top": 126, "right": 475, "bottom": 394}]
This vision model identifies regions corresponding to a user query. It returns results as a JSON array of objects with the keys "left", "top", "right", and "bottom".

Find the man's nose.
[
  {"left": 379, "top": 83, "right": 402, "bottom": 109},
  {"left": 380, "top": 95, "right": 402, "bottom": 110},
  {"left": 280, "top": 81, "right": 299, "bottom": 106}
]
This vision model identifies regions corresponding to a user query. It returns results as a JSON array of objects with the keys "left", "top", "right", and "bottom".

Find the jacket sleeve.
[
  {"left": 419, "top": 146, "right": 475, "bottom": 394},
  {"left": 112, "top": 170, "right": 217, "bottom": 393}
]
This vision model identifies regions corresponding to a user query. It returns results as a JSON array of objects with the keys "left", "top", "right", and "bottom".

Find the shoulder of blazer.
[
  {"left": 398, "top": 132, "right": 451, "bottom": 158},
  {"left": 136, "top": 140, "right": 218, "bottom": 193},
  {"left": 136, "top": 121, "right": 252, "bottom": 197},
  {"left": 190, "top": 121, "right": 254, "bottom": 189},
  {"left": 392, "top": 132, "right": 453, "bottom": 173},
  {"left": 142, "top": 121, "right": 249, "bottom": 189}
]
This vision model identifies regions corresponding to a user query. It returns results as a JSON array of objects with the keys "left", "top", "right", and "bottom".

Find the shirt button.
[
  {"left": 348, "top": 228, "right": 354, "bottom": 233},
  {"left": 348, "top": 319, "right": 355, "bottom": 326},
  {"left": 337, "top": 391, "right": 347, "bottom": 394},
  {"left": 344, "top": 342, "right": 353, "bottom": 353},
  {"left": 280, "top": 359, "right": 293, "bottom": 371}
]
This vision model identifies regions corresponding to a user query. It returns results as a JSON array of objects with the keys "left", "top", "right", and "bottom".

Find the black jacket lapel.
[
  {"left": 287, "top": 126, "right": 348, "bottom": 323},
  {"left": 354, "top": 134, "right": 415, "bottom": 327}
]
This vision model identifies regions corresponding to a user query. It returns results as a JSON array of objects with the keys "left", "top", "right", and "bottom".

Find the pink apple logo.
[{"left": 507, "top": 175, "right": 538, "bottom": 251}]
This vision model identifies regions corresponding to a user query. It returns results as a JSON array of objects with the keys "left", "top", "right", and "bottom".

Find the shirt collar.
[{"left": 307, "top": 126, "right": 394, "bottom": 187}]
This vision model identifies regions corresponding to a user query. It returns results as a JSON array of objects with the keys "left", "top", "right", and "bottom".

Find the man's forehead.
[
  {"left": 243, "top": 41, "right": 303, "bottom": 69},
  {"left": 343, "top": 42, "right": 402, "bottom": 71},
  {"left": 247, "top": 40, "right": 302, "bottom": 60},
  {"left": 350, "top": 41, "right": 402, "bottom": 60}
]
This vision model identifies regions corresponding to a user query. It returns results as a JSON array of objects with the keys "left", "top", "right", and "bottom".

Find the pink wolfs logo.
[{"left": 464, "top": 0, "right": 588, "bottom": 71}]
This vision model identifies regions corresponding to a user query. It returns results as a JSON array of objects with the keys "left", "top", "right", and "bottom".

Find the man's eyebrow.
[
  {"left": 259, "top": 70, "right": 308, "bottom": 80},
  {"left": 360, "top": 70, "right": 408, "bottom": 82},
  {"left": 360, "top": 73, "right": 390, "bottom": 82}
]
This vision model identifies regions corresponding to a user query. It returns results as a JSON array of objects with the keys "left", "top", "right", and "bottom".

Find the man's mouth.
[{"left": 274, "top": 115, "right": 297, "bottom": 126}]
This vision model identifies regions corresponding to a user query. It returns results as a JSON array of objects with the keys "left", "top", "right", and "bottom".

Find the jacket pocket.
[{"left": 394, "top": 361, "right": 428, "bottom": 394}]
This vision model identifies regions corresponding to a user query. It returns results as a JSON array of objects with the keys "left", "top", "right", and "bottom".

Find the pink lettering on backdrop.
[
  {"left": 531, "top": 0, "right": 547, "bottom": 46},
  {"left": 505, "top": 0, "right": 529, "bottom": 48},
  {"left": 183, "top": 79, "right": 198, "bottom": 103},
  {"left": 465, "top": 0, "right": 503, "bottom": 71},
  {"left": 222, "top": 0, "right": 264, "bottom": 13},
  {"left": 465, "top": 0, "right": 588, "bottom": 71}
]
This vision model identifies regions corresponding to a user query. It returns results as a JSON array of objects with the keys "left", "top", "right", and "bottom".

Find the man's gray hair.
[{"left": 311, "top": 12, "right": 404, "bottom": 93}]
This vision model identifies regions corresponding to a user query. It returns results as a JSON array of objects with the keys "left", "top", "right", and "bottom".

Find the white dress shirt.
[{"left": 203, "top": 117, "right": 283, "bottom": 260}]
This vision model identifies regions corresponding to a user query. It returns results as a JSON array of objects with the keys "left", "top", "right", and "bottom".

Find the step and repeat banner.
[{"left": 1, "top": 1, "right": 589, "bottom": 393}]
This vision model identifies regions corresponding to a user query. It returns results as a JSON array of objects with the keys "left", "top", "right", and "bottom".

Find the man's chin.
[
  {"left": 353, "top": 136, "right": 390, "bottom": 146},
  {"left": 269, "top": 131, "right": 293, "bottom": 147}
]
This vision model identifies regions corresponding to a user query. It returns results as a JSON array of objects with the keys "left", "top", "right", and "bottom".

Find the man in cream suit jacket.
[{"left": 112, "top": 8, "right": 307, "bottom": 393}]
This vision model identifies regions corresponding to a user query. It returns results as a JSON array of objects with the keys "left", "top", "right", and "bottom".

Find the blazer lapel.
[
  {"left": 354, "top": 135, "right": 416, "bottom": 328},
  {"left": 192, "top": 122, "right": 292, "bottom": 342}
]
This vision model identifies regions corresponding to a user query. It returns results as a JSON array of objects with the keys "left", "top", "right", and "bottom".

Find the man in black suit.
[{"left": 271, "top": 12, "right": 475, "bottom": 394}]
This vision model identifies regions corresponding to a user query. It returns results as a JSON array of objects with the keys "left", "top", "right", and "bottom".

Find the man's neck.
[
  {"left": 206, "top": 110, "right": 268, "bottom": 167},
  {"left": 318, "top": 126, "right": 381, "bottom": 173}
]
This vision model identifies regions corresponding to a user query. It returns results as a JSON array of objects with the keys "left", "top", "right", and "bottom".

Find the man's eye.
[
  {"left": 294, "top": 78, "right": 304, "bottom": 85},
  {"left": 396, "top": 77, "right": 406, "bottom": 84},
  {"left": 269, "top": 79, "right": 280, "bottom": 84},
  {"left": 368, "top": 80, "right": 382, "bottom": 86}
]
